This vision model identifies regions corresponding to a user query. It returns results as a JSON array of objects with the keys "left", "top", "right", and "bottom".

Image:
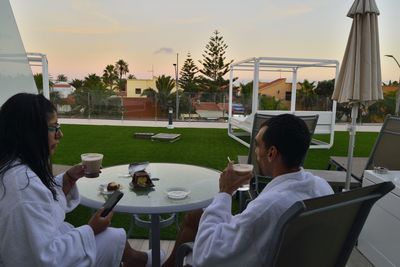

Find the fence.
[{"left": 51, "top": 90, "right": 396, "bottom": 123}]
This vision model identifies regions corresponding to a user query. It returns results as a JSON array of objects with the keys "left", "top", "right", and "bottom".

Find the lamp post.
[
  {"left": 385, "top": 55, "right": 400, "bottom": 115},
  {"left": 173, "top": 53, "right": 179, "bottom": 120}
]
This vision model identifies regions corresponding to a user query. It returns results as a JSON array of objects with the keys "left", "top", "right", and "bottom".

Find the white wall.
[{"left": 0, "top": 0, "right": 37, "bottom": 105}]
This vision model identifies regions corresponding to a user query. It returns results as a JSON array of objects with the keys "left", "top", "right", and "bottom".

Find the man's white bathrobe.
[
  {"left": 192, "top": 169, "right": 334, "bottom": 267},
  {"left": 0, "top": 163, "right": 126, "bottom": 267}
]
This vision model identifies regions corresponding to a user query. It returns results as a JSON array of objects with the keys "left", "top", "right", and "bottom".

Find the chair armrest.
[{"left": 175, "top": 242, "right": 194, "bottom": 267}]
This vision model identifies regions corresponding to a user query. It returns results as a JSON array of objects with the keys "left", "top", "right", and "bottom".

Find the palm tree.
[
  {"left": 102, "top": 64, "right": 118, "bottom": 90},
  {"left": 50, "top": 91, "right": 63, "bottom": 106},
  {"left": 142, "top": 75, "right": 175, "bottom": 114},
  {"left": 34, "top": 73, "right": 54, "bottom": 94},
  {"left": 70, "top": 79, "right": 84, "bottom": 89},
  {"left": 115, "top": 59, "right": 129, "bottom": 81},
  {"left": 34, "top": 73, "right": 44, "bottom": 93},
  {"left": 259, "top": 95, "right": 285, "bottom": 110},
  {"left": 240, "top": 81, "right": 253, "bottom": 113},
  {"left": 56, "top": 74, "right": 68, "bottom": 82},
  {"left": 298, "top": 79, "right": 317, "bottom": 110},
  {"left": 127, "top": 74, "right": 136, "bottom": 79},
  {"left": 115, "top": 60, "right": 129, "bottom": 91},
  {"left": 72, "top": 73, "right": 117, "bottom": 117},
  {"left": 83, "top": 73, "right": 103, "bottom": 88}
]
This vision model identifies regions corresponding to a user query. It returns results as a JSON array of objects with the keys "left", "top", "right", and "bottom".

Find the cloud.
[
  {"left": 71, "top": 0, "right": 119, "bottom": 25},
  {"left": 174, "top": 17, "right": 207, "bottom": 25},
  {"left": 262, "top": 0, "right": 319, "bottom": 19},
  {"left": 47, "top": 26, "right": 137, "bottom": 35},
  {"left": 280, "top": 6, "right": 313, "bottom": 16},
  {"left": 154, "top": 47, "right": 174, "bottom": 54}
]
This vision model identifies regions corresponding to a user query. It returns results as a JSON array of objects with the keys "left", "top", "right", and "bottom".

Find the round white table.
[{"left": 77, "top": 163, "right": 220, "bottom": 267}]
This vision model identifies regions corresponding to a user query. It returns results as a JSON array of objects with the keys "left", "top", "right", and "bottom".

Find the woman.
[{"left": 0, "top": 93, "right": 156, "bottom": 267}]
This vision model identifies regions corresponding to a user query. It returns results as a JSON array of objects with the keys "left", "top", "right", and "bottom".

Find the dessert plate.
[
  {"left": 100, "top": 190, "right": 114, "bottom": 195},
  {"left": 166, "top": 187, "right": 191, "bottom": 200},
  {"left": 98, "top": 183, "right": 122, "bottom": 194}
]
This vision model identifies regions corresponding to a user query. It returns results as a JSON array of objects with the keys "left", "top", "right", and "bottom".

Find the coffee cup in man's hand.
[{"left": 232, "top": 164, "right": 254, "bottom": 191}]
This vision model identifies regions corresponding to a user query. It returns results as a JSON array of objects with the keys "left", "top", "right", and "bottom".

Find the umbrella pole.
[{"left": 345, "top": 103, "right": 359, "bottom": 190}]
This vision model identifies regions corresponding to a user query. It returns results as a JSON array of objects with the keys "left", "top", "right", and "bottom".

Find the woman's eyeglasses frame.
[{"left": 48, "top": 123, "right": 61, "bottom": 136}]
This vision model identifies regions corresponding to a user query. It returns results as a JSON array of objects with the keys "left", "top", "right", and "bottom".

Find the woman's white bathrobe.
[{"left": 0, "top": 163, "right": 126, "bottom": 267}]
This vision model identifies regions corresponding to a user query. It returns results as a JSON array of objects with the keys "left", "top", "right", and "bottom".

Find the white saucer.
[
  {"left": 99, "top": 188, "right": 115, "bottom": 195},
  {"left": 166, "top": 187, "right": 190, "bottom": 200}
]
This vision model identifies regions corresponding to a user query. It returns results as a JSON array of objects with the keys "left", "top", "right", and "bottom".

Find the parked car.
[{"left": 232, "top": 103, "right": 245, "bottom": 114}]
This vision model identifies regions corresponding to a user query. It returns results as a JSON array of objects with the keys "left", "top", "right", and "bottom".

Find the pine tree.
[
  {"left": 179, "top": 52, "right": 199, "bottom": 93},
  {"left": 198, "top": 30, "right": 233, "bottom": 93}
]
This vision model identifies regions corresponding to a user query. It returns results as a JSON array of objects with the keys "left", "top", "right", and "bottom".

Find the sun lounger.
[
  {"left": 328, "top": 156, "right": 368, "bottom": 181},
  {"left": 328, "top": 115, "right": 400, "bottom": 182}
]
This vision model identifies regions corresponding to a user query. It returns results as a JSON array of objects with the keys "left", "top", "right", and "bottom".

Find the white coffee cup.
[
  {"left": 81, "top": 153, "right": 103, "bottom": 178},
  {"left": 232, "top": 164, "right": 254, "bottom": 191}
]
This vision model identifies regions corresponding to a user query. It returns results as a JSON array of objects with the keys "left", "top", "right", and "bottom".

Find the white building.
[{"left": 51, "top": 82, "right": 75, "bottom": 98}]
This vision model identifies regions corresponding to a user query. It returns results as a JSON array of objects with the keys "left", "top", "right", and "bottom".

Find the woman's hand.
[
  {"left": 62, "top": 164, "right": 85, "bottom": 195},
  {"left": 88, "top": 208, "right": 113, "bottom": 235},
  {"left": 66, "top": 164, "right": 85, "bottom": 181}
]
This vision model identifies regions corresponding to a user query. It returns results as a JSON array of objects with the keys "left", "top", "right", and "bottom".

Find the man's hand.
[
  {"left": 219, "top": 162, "right": 253, "bottom": 195},
  {"left": 88, "top": 208, "right": 113, "bottom": 235}
]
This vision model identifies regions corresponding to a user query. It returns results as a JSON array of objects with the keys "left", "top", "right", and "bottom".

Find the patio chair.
[
  {"left": 246, "top": 113, "right": 319, "bottom": 173},
  {"left": 328, "top": 156, "right": 368, "bottom": 181},
  {"left": 328, "top": 115, "right": 400, "bottom": 181},
  {"left": 175, "top": 181, "right": 395, "bottom": 267}
]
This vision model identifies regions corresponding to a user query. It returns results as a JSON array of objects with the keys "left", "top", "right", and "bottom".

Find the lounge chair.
[
  {"left": 328, "top": 115, "right": 400, "bottom": 181},
  {"left": 328, "top": 156, "right": 368, "bottom": 181},
  {"left": 175, "top": 181, "right": 395, "bottom": 267}
]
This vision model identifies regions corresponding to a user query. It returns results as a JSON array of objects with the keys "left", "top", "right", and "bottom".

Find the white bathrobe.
[
  {"left": 192, "top": 169, "right": 334, "bottom": 267},
  {"left": 0, "top": 163, "right": 125, "bottom": 267}
]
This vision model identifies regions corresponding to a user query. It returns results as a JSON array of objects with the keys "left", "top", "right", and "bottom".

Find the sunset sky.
[{"left": 9, "top": 0, "right": 400, "bottom": 83}]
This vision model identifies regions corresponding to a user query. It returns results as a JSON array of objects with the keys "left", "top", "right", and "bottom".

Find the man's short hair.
[{"left": 261, "top": 114, "right": 311, "bottom": 168}]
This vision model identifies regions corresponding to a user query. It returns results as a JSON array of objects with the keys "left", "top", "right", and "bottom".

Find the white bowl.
[{"left": 166, "top": 187, "right": 191, "bottom": 200}]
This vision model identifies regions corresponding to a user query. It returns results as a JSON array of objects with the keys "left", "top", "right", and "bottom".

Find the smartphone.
[{"left": 101, "top": 190, "right": 124, "bottom": 217}]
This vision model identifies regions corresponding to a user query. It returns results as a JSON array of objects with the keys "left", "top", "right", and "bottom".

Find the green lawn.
[{"left": 56, "top": 124, "right": 378, "bottom": 239}]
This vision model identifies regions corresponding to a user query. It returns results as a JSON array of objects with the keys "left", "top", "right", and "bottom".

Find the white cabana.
[{"left": 228, "top": 57, "right": 339, "bottom": 149}]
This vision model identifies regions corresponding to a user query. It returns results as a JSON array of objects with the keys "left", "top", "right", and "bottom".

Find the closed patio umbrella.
[{"left": 332, "top": 0, "right": 383, "bottom": 190}]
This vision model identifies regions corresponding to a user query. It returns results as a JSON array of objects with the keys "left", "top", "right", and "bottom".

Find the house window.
[
  {"left": 135, "top": 88, "right": 142, "bottom": 95},
  {"left": 285, "top": 92, "right": 291, "bottom": 101}
]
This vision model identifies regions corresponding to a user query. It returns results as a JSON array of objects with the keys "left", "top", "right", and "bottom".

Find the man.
[{"left": 163, "top": 114, "right": 333, "bottom": 267}]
